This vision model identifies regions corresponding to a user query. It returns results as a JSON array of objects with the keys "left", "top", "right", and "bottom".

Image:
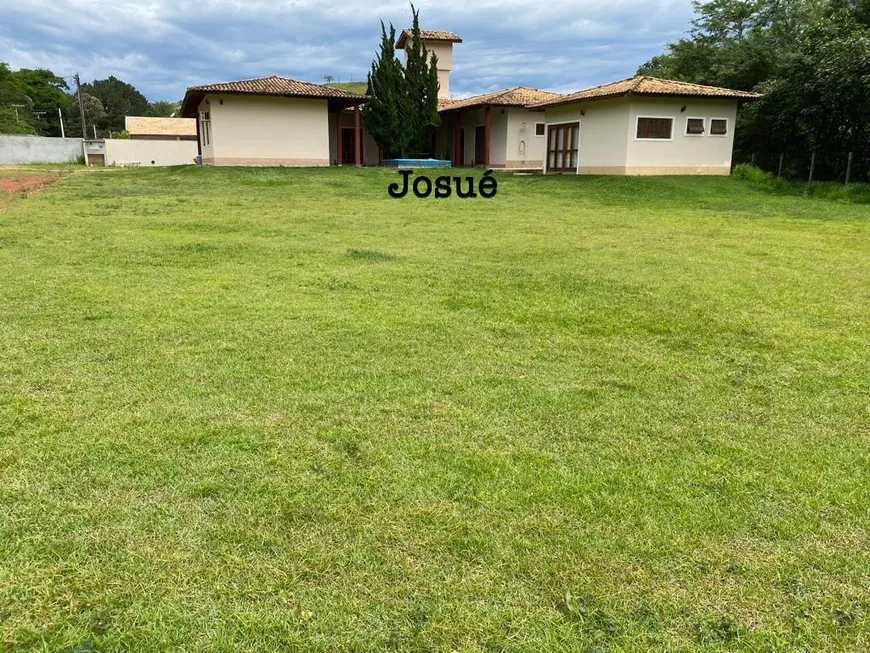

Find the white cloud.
[{"left": 0, "top": 0, "right": 694, "bottom": 100}]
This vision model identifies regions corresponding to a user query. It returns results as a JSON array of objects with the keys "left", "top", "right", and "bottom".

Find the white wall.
[
  {"left": 544, "top": 97, "right": 739, "bottom": 175},
  {"left": 403, "top": 41, "right": 454, "bottom": 98},
  {"left": 625, "top": 98, "right": 737, "bottom": 174},
  {"left": 545, "top": 99, "right": 630, "bottom": 174},
  {"left": 505, "top": 108, "right": 547, "bottom": 169},
  {"left": 200, "top": 93, "right": 331, "bottom": 166},
  {"left": 105, "top": 139, "right": 198, "bottom": 166}
]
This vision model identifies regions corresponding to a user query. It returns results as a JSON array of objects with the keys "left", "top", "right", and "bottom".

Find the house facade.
[
  {"left": 531, "top": 77, "right": 759, "bottom": 175},
  {"left": 180, "top": 77, "right": 366, "bottom": 167},
  {"left": 179, "top": 30, "right": 760, "bottom": 174},
  {"left": 435, "top": 88, "right": 562, "bottom": 169}
]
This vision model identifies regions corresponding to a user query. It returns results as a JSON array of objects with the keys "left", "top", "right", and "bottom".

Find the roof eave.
[
  {"left": 180, "top": 88, "right": 366, "bottom": 117},
  {"left": 532, "top": 90, "right": 762, "bottom": 110}
]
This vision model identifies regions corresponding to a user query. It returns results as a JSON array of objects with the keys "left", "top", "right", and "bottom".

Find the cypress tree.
[
  {"left": 402, "top": 4, "right": 441, "bottom": 155},
  {"left": 362, "top": 5, "right": 441, "bottom": 157},
  {"left": 362, "top": 22, "right": 405, "bottom": 158}
]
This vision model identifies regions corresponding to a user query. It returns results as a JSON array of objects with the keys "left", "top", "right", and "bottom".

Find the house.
[
  {"left": 179, "top": 77, "right": 367, "bottom": 166},
  {"left": 530, "top": 76, "right": 761, "bottom": 175},
  {"left": 435, "top": 87, "right": 563, "bottom": 169},
  {"left": 125, "top": 117, "right": 197, "bottom": 141},
  {"left": 179, "top": 29, "right": 760, "bottom": 174}
]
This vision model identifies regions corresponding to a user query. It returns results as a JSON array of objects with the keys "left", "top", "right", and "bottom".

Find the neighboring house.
[
  {"left": 125, "top": 117, "right": 197, "bottom": 141},
  {"left": 179, "top": 77, "right": 367, "bottom": 166},
  {"left": 436, "top": 87, "right": 563, "bottom": 169},
  {"left": 531, "top": 76, "right": 761, "bottom": 175},
  {"left": 179, "top": 29, "right": 760, "bottom": 173}
]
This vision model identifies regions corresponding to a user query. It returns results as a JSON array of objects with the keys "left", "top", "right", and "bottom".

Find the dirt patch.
[{"left": 0, "top": 174, "right": 53, "bottom": 194}]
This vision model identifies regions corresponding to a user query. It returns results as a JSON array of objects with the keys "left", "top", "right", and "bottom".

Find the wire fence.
[{"left": 732, "top": 148, "right": 866, "bottom": 185}]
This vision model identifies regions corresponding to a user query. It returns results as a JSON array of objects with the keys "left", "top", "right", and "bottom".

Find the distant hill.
[{"left": 327, "top": 82, "right": 368, "bottom": 95}]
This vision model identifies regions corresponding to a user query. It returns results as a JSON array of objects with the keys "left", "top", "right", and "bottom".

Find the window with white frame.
[
  {"left": 685, "top": 117, "right": 705, "bottom": 135},
  {"left": 636, "top": 117, "right": 673, "bottom": 140},
  {"left": 200, "top": 110, "right": 211, "bottom": 147},
  {"left": 710, "top": 118, "right": 728, "bottom": 136}
]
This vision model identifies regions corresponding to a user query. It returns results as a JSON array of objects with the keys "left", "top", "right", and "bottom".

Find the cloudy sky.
[{"left": 0, "top": 0, "right": 694, "bottom": 102}]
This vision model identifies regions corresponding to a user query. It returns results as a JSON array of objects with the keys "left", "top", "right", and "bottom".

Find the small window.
[
  {"left": 636, "top": 117, "right": 673, "bottom": 140},
  {"left": 686, "top": 118, "right": 705, "bottom": 135},
  {"left": 535, "top": 123, "right": 546, "bottom": 136},
  {"left": 710, "top": 118, "right": 728, "bottom": 136}
]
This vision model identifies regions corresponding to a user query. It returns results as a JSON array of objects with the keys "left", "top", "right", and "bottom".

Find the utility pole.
[
  {"left": 75, "top": 73, "right": 87, "bottom": 139},
  {"left": 58, "top": 107, "right": 65, "bottom": 138},
  {"left": 75, "top": 73, "right": 90, "bottom": 167}
]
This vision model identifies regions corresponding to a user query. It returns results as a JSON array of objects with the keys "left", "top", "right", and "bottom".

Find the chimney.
[{"left": 396, "top": 29, "right": 462, "bottom": 99}]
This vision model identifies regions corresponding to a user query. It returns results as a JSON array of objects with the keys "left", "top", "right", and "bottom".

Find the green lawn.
[{"left": 1, "top": 167, "right": 868, "bottom": 651}]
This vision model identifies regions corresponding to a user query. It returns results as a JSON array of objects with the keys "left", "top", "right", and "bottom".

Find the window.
[
  {"left": 636, "top": 117, "right": 673, "bottom": 140},
  {"left": 710, "top": 118, "right": 728, "bottom": 136},
  {"left": 686, "top": 117, "right": 705, "bottom": 135},
  {"left": 546, "top": 122, "right": 579, "bottom": 173},
  {"left": 535, "top": 123, "right": 546, "bottom": 137},
  {"left": 200, "top": 110, "right": 211, "bottom": 147}
]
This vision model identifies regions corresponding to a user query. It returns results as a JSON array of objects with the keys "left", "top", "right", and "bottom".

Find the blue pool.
[{"left": 383, "top": 158, "right": 452, "bottom": 168}]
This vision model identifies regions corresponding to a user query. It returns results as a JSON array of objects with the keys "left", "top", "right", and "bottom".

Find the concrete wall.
[
  {"left": 544, "top": 97, "right": 738, "bottom": 175},
  {"left": 199, "top": 93, "right": 331, "bottom": 166},
  {"left": 105, "top": 139, "right": 198, "bottom": 167},
  {"left": 0, "top": 135, "right": 83, "bottom": 164}
]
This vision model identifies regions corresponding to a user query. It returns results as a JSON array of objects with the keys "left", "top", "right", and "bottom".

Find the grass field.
[{"left": 1, "top": 166, "right": 868, "bottom": 651}]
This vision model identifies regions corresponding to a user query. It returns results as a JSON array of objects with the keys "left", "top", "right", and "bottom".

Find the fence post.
[
  {"left": 845, "top": 152, "right": 853, "bottom": 185},
  {"left": 777, "top": 153, "right": 784, "bottom": 178},
  {"left": 808, "top": 152, "right": 815, "bottom": 182},
  {"left": 750, "top": 152, "right": 756, "bottom": 166}
]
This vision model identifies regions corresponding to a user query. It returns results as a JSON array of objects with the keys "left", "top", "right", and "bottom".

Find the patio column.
[
  {"left": 354, "top": 104, "right": 362, "bottom": 167},
  {"left": 484, "top": 105, "right": 491, "bottom": 168},
  {"left": 335, "top": 110, "right": 343, "bottom": 166},
  {"left": 454, "top": 112, "right": 462, "bottom": 166}
]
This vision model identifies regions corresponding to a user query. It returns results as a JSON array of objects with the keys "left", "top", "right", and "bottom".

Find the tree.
[
  {"left": 14, "top": 68, "right": 73, "bottom": 137},
  {"left": 362, "top": 4, "right": 441, "bottom": 157},
  {"left": 64, "top": 93, "right": 107, "bottom": 138},
  {"left": 80, "top": 76, "right": 149, "bottom": 131},
  {"left": 638, "top": 0, "right": 870, "bottom": 180},
  {"left": 749, "top": 10, "right": 870, "bottom": 180},
  {"left": 362, "top": 22, "right": 406, "bottom": 157},
  {"left": 146, "top": 100, "right": 181, "bottom": 117},
  {"left": 401, "top": 4, "right": 441, "bottom": 154}
]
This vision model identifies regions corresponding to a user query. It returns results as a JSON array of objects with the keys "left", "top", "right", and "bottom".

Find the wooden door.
[
  {"left": 341, "top": 128, "right": 363, "bottom": 165},
  {"left": 546, "top": 122, "right": 580, "bottom": 173},
  {"left": 459, "top": 128, "right": 466, "bottom": 166},
  {"left": 474, "top": 125, "right": 486, "bottom": 165}
]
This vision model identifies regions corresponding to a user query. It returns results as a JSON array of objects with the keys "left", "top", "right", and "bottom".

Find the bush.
[
  {"left": 732, "top": 163, "right": 771, "bottom": 183},
  {"left": 732, "top": 163, "right": 870, "bottom": 204}
]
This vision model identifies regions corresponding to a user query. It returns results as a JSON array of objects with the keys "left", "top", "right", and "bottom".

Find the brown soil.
[{"left": 0, "top": 174, "right": 53, "bottom": 193}]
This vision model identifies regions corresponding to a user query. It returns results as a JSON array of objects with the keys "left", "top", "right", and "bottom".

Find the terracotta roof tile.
[
  {"left": 439, "top": 87, "right": 563, "bottom": 112},
  {"left": 187, "top": 76, "right": 367, "bottom": 99},
  {"left": 531, "top": 76, "right": 762, "bottom": 108},
  {"left": 125, "top": 116, "right": 196, "bottom": 137},
  {"left": 396, "top": 29, "right": 462, "bottom": 48}
]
